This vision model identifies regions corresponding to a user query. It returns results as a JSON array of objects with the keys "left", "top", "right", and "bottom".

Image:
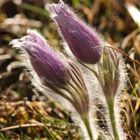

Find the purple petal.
[
  {"left": 11, "top": 29, "right": 68, "bottom": 86},
  {"left": 47, "top": 1, "right": 102, "bottom": 64}
]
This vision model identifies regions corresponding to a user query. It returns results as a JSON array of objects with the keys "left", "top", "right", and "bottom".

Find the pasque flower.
[
  {"left": 46, "top": 1, "right": 127, "bottom": 140},
  {"left": 10, "top": 29, "right": 89, "bottom": 114},
  {"left": 10, "top": 29, "right": 68, "bottom": 86},
  {"left": 10, "top": 29, "right": 94, "bottom": 140},
  {"left": 46, "top": 0, "right": 102, "bottom": 64}
]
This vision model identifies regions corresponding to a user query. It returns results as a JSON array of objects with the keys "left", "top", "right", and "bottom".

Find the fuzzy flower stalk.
[
  {"left": 93, "top": 47, "right": 127, "bottom": 140},
  {"left": 10, "top": 29, "right": 94, "bottom": 140},
  {"left": 46, "top": 1, "right": 127, "bottom": 140}
]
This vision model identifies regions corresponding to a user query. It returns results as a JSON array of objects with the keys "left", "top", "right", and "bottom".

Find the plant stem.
[
  {"left": 82, "top": 115, "right": 94, "bottom": 140},
  {"left": 106, "top": 96, "right": 119, "bottom": 140}
]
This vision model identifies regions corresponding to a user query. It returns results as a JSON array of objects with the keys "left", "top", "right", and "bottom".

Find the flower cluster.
[{"left": 10, "top": 1, "right": 127, "bottom": 140}]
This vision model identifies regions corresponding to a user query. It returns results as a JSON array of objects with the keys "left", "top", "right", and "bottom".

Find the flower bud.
[
  {"left": 46, "top": 0, "right": 102, "bottom": 64},
  {"left": 10, "top": 29, "right": 68, "bottom": 86}
]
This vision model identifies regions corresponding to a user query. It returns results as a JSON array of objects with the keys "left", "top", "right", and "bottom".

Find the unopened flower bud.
[
  {"left": 10, "top": 29, "right": 68, "bottom": 86},
  {"left": 46, "top": 0, "right": 102, "bottom": 64}
]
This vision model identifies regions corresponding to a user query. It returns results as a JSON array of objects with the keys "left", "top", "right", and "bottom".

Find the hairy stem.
[
  {"left": 82, "top": 114, "right": 94, "bottom": 140},
  {"left": 106, "top": 96, "right": 119, "bottom": 140}
]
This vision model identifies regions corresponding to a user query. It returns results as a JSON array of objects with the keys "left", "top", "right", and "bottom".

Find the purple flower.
[
  {"left": 47, "top": 1, "right": 102, "bottom": 64},
  {"left": 10, "top": 29, "right": 68, "bottom": 86}
]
